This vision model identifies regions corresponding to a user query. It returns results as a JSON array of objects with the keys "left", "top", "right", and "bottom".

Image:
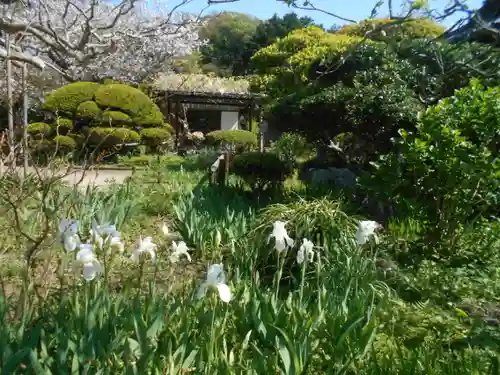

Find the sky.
[{"left": 178, "top": 0, "right": 484, "bottom": 29}]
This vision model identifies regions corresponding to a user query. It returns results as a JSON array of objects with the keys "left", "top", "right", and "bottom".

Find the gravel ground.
[{"left": 9, "top": 167, "right": 134, "bottom": 186}]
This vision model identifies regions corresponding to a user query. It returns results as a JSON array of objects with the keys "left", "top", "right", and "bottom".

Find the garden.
[{"left": 1, "top": 2, "right": 500, "bottom": 374}]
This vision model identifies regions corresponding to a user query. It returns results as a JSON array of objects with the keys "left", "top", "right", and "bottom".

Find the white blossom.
[
  {"left": 170, "top": 241, "right": 191, "bottom": 263},
  {"left": 355, "top": 221, "right": 381, "bottom": 245},
  {"left": 59, "top": 219, "right": 80, "bottom": 252},
  {"left": 130, "top": 236, "right": 157, "bottom": 264},
  {"left": 197, "top": 264, "right": 232, "bottom": 303},
  {"left": 75, "top": 244, "right": 103, "bottom": 281},
  {"left": 297, "top": 238, "right": 315, "bottom": 264},
  {"left": 268, "top": 221, "right": 295, "bottom": 253}
]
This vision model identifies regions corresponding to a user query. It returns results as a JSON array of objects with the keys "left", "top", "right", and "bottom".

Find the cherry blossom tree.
[{"left": 0, "top": 0, "right": 206, "bottom": 83}]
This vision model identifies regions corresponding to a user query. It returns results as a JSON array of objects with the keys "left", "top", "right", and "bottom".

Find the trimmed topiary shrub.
[
  {"left": 87, "top": 127, "right": 140, "bottom": 147},
  {"left": 163, "top": 122, "right": 175, "bottom": 134},
  {"left": 54, "top": 135, "right": 77, "bottom": 150},
  {"left": 140, "top": 128, "right": 171, "bottom": 146},
  {"left": 76, "top": 101, "right": 102, "bottom": 120},
  {"left": 53, "top": 118, "right": 74, "bottom": 135},
  {"left": 205, "top": 129, "right": 257, "bottom": 151},
  {"left": 102, "top": 110, "right": 132, "bottom": 124},
  {"left": 94, "top": 84, "right": 164, "bottom": 126},
  {"left": 27, "top": 122, "right": 51, "bottom": 138},
  {"left": 231, "top": 151, "right": 292, "bottom": 192},
  {"left": 43, "top": 82, "right": 100, "bottom": 115}
]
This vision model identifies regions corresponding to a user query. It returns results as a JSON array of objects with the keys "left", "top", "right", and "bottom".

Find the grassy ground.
[{"left": 1, "top": 162, "right": 499, "bottom": 374}]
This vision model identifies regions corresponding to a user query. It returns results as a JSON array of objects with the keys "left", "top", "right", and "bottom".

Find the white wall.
[{"left": 220, "top": 111, "right": 240, "bottom": 130}]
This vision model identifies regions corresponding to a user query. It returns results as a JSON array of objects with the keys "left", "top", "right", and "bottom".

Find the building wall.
[{"left": 220, "top": 111, "right": 240, "bottom": 130}]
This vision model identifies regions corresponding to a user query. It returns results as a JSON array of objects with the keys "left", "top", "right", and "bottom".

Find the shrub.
[
  {"left": 87, "top": 127, "right": 140, "bottom": 146},
  {"left": 271, "top": 132, "right": 310, "bottom": 169},
  {"left": 140, "top": 128, "right": 171, "bottom": 146},
  {"left": 76, "top": 101, "right": 102, "bottom": 120},
  {"left": 43, "top": 82, "right": 100, "bottom": 114},
  {"left": 53, "top": 118, "right": 73, "bottom": 135},
  {"left": 366, "top": 79, "right": 500, "bottom": 246},
  {"left": 101, "top": 110, "right": 132, "bottom": 124},
  {"left": 93, "top": 84, "right": 164, "bottom": 126},
  {"left": 163, "top": 122, "right": 175, "bottom": 134},
  {"left": 336, "top": 17, "right": 445, "bottom": 41},
  {"left": 231, "top": 151, "right": 292, "bottom": 191},
  {"left": 27, "top": 122, "right": 51, "bottom": 138},
  {"left": 54, "top": 135, "right": 77, "bottom": 150},
  {"left": 206, "top": 129, "right": 257, "bottom": 151}
]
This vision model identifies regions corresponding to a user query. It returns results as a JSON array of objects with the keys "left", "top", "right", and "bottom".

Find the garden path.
[{"left": 13, "top": 167, "right": 134, "bottom": 186}]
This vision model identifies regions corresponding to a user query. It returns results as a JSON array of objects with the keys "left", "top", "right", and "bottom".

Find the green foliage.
[
  {"left": 76, "top": 100, "right": 102, "bottom": 120},
  {"left": 94, "top": 83, "right": 164, "bottom": 126},
  {"left": 27, "top": 122, "right": 51, "bottom": 137},
  {"left": 140, "top": 128, "right": 172, "bottom": 146},
  {"left": 367, "top": 79, "right": 500, "bottom": 243},
  {"left": 337, "top": 17, "right": 445, "bottom": 41},
  {"left": 199, "top": 11, "right": 261, "bottom": 76},
  {"left": 205, "top": 129, "right": 257, "bottom": 150},
  {"left": 271, "top": 68, "right": 422, "bottom": 164},
  {"left": 101, "top": 110, "right": 132, "bottom": 124},
  {"left": 43, "top": 82, "right": 100, "bottom": 114},
  {"left": 271, "top": 132, "right": 310, "bottom": 169},
  {"left": 88, "top": 127, "right": 141, "bottom": 146},
  {"left": 53, "top": 135, "right": 77, "bottom": 150},
  {"left": 53, "top": 118, "right": 74, "bottom": 135},
  {"left": 231, "top": 151, "right": 292, "bottom": 191},
  {"left": 162, "top": 122, "right": 175, "bottom": 134}
]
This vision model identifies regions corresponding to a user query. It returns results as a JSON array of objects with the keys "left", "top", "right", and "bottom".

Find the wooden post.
[
  {"left": 175, "top": 97, "right": 180, "bottom": 152},
  {"left": 260, "top": 120, "right": 268, "bottom": 153}
]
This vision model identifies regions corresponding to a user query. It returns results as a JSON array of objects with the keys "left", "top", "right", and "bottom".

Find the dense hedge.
[
  {"left": 43, "top": 82, "right": 100, "bottom": 115},
  {"left": 231, "top": 151, "right": 292, "bottom": 191},
  {"left": 102, "top": 110, "right": 132, "bottom": 124},
  {"left": 94, "top": 84, "right": 164, "bottom": 126},
  {"left": 54, "top": 135, "right": 77, "bottom": 150},
  {"left": 140, "top": 128, "right": 172, "bottom": 146},
  {"left": 205, "top": 129, "right": 257, "bottom": 150},
  {"left": 27, "top": 122, "right": 51, "bottom": 137},
  {"left": 40, "top": 81, "right": 168, "bottom": 151},
  {"left": 87, "top": 127, "right": 141, "bottom": 146}
]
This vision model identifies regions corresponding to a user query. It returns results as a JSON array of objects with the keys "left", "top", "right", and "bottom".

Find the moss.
[
  {"left": 54, "top": 135, "right": 77, "bottom": 150},
  {"left": 140, "top": 128, "right": 172, "bottom": 146},
  {"left": 94, "top": 83, "right": 163, "bottom": 125},
  {"left": 27, "top": 122, "right": 51, "bottom": 137},
  {"left": 76, "top": 101, "right": 102, "bottom": 120},
  {"left": 102, "top": 110, "right": 131, "bottom": 124},
  {"left": 88, "top": 127, "right": 140, "bottom": 146},
  {"left": 43, "top": 82, "right": 100, "bottom": 115}
]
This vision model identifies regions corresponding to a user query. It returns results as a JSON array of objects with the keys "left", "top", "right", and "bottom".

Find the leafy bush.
[
  {"left": 87, "top": 127, "right": 141, "bottom": 146},
  {"left": 337, "top": 17, "right": 445, "bottom": 41},
  {"left": 102, "top": 110, "right": 132, "bottom": 124},
  {"left": 27, "top": 122, "right": 51, "bottom": 138},
  {"left": 231, "top": 151, "right": 292, "bottom": 191},
  {"left": 76, "top": 100, "right": 102, "bottom": 120},
  {"left": 93, "top": 83, "right": 164, "bottom": 126},
  {"left": 205, "top": 129, "right": 257, "bottom": 151},
  {"left": 140, "top": 128, "right": 172, "bottom": 146},
  {"left": 54, "top": 135, "right": 77, "bottom": 150},
  {"left": 43, "top": 82, "right": 100, "bottom": 114},
  {"left": 53, "top": 118, "right": 73, "bottom": 135},
  {"left": 271, "top": 132, "right": 311, "bottom": 169},
  {"left": 367, "top": 79, "right": 500, "bottom": 244},
  {"left": 163, "top": 122, "right": 175, "bottom": 134}
]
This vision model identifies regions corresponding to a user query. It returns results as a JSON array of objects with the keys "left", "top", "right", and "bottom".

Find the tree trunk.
[
  {"left": 22, "top": 63, "right": 28, "bottom": 178},
  {"left": 6, "top": 33, "right": 15, "bottom": 168}
]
